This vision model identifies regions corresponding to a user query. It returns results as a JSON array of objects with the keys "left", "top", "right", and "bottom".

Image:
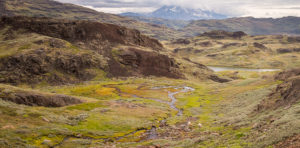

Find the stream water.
[
  {"left": 54, "top": 85, "right": 196, "bottom": 146},
  {"left": 151, "top": 86, "right": 195, "bottom": 116},
  {"left": 208, "top": 66, "right": 280, "bottom": 72},
  {"left": 166, "top": 86, "right": 195, "bottom": 116},
  {"left": 143, "top": 86, "right": 195, "bottom": 140}
]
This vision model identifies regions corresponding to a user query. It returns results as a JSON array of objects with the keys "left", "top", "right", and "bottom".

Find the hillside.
[
  {"left": 2, "top": 1, "right": 300, "bottom": 148},
  {"left": 118, "top": 15, "right": 190, "bottom": 30},
  {"left": 164, "top": 30, "right": 300, "bottom": 69},
  {"left": 0, "top": 0, "right": 184, "bottom": 40},
  {"left": 183, "top": 17, "right": 300, "bottom": 36}
]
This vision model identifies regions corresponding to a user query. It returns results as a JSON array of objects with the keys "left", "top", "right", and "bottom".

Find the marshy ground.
[{"left": 2, "top": 70, "right": 298, "bottom": 148}]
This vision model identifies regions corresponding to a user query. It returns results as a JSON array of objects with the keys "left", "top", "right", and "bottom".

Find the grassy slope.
[
  {"left": 1, "top": 0, "right": 184, "bottom": 40},
  {"left": 164, "top": 34, "right": 300, "bottom": 69}
]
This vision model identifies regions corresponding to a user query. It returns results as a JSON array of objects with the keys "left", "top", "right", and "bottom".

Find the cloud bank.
[{"left": 56, "top": 0, "right": 300, "bottom": 18}]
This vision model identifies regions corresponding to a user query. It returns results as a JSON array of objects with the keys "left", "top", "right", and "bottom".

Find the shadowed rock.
[
  {"left": 0, "top": 86, "right": 83, "bottom": 107},
  {"left": 257, "top": 68, "right": 300, "bottom": 111}
]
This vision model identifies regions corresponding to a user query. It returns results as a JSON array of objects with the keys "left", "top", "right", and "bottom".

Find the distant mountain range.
[
  {"left": 121, "top": 5, "right": 228, "bottom": 21},
  {"left": 183, "top": 17, "right": 300, "bottom": 36}
]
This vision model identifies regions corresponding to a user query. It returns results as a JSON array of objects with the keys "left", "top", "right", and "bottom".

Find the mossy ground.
[{"left": 1, "top": 71, "right": 299, "bottom": 148}]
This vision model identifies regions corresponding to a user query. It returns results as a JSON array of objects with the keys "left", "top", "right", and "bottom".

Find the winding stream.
[
  {"left": 55, "top": 85, "right": 195, "bottom": 146},
  {"left": 208, "top": 66, "right": 280, "bottom": 72},
  {"left": 150, "top": 86, "right": 195, "bottom": 116}
]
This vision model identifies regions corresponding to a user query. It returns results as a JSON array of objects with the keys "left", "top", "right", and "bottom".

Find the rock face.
[
  {"left": 257, "top": 68, "right": 300, "bottom": 110},
  {"left": 201, "top": 30, "right": 247, "bottom": 39},
  {"left": 0, "top": 85, "right": 82, "bottom": 107},
  {"left": 115, "top": 48, "right": 183, "bottom": 78},
  {"left": 275, "top": 69, "right": 300, "bottom": 81},
  {"left": 277, "top": 48, "right": 300, "bottom": 53},
  {"left": 0, "top": 16, "right": 163, "bottom": 51},
  {"left": 0, "top": 16, "right": 184, "bottom": 85},
  {"left": 0, "top": 48, "right": 107, "bottom": 85},
  {"left": 171, "top": 39, "right": 191, "bottom": 45}
]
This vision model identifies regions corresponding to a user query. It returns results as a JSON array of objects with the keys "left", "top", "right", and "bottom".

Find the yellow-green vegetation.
[
  {"left": 1, "top": 70, "right": 299, "bottom": 148},
  {"left": 164, "top": 34, "right": 300, "bottom": 69}
]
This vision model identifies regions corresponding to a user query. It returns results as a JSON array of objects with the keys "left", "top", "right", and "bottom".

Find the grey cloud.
[{"left": 55, "top": 0, "right": 300, "bottom": 17}]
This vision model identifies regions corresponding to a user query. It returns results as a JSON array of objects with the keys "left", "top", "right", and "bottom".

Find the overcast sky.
[{"left": 56, "top": 0, "right": 300, "bottom": 18}]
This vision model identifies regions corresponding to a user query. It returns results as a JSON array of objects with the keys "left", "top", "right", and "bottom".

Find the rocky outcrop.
[
  {"left": 0, "top": 47, "right": 107, "bottom": 85},
  {"left": 275, "top": 69, "right": 300, "bottom": 80},
  {"left": 171, "top": 39, "right": 191, "bottom": 45},
  {"left": 253, "top": 42, "right": 267, "bottom": 49},
  {"left": 0, "top": 16, "right": 186, "bottom": 84},
  {"left": 0, "top": 16, "right": 163, "bottom": 51},
  {"left": 201, "top": 30, "right": 247, "bottom": 39},
  {"left": 287, "top": 37, "right": 300, "bottom": 43},
  {"left": 209, "top": 75, "right": 231, "bottom": 83},
  {"left": 277, "top": 48, "right": 300, "bottom": 54},
  {"left": 114, "top": 48, "right": 183, "bottom": 78},
  {"left": 256, "top": 68, "right": 300, "bottom": 111},
  {"left": 0, "top": 85, "right": 82, "bottom": 107}
]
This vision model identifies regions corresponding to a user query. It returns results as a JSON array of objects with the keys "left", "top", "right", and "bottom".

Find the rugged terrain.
[
  {"left": 0, "top": 0, "right": 184, "bottom": 40},
  {"left": 183, "top": 17, "right": 300, "bottom": 36},
  {"left": 1, "top": 1, "right": 300, "bottom": 148},
  {"left": 165, "top": 30, "right": 300, "bottom": 69},
  {"left": 0, "top": 16, "right": 195, "bottom": 85}
]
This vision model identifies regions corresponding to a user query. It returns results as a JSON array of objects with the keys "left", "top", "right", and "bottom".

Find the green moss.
[
  {"left": 18, "top": 44, "right": 31, "bottom": 50},
  {"left": 67, "top": 102, "right": 105, "bottom": 111}
]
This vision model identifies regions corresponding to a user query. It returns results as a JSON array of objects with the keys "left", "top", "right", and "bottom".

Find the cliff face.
[
  {"left": 0, "top": 16, "right": 163, "bottom": 51},
  {"left": 0, "top": 16, "right": 183, "bottom": 85}
]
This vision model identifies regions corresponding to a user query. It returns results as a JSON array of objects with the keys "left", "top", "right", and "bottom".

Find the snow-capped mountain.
[{"left": 121, "top": 5, "right": 227, "bottom": 20}]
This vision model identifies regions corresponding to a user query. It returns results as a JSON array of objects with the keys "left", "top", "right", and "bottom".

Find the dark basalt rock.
[
  {"left": 0, "top": 87, "right": 82, "bottom": 107},
  {"left": 0, "top": 48, "right": 106, "bottom": 85},
  {"left": 277, "top": 48, "right": 293, "bottom": 53},
  {"left": 201, "top": 30, "right": 247, "bottom": 39},
  {"left": 116, "top": 48, "right": 183, "bottom": 79},
  {"left": 253, "top": 42, "right": 267, "bottom": 49},
  {"left": 209, "top": 75, "right": 231, "bottom": 83},
  {"left": 0, "top": 16, "right": 163, "bottom": 51},
  {"left": 172, "top": 38, "right": 191, "bottom": 45}
]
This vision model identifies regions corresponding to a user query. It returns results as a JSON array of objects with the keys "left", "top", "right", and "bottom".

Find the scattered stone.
[
  {"left": 209, "top": 75, "right": 231, "bottom": 83},
  {"left": 49, "top": 39, "right": 66, "bottom": 48},
  {"left": 211, "top": 133, "right": 220, "bottom": 136},
  {"left": 198, "top": 123, "right": 203, "bottom": 128},
  {"left": 42, "top": 116, "right": 50, "bottom": 122},
  {"left": 172, "top": 38, "right": 191, "bottom": 45},
  {"left": 277, "top": 48, "right": 293, "bottom": 53},
  {"left": 253, "top": 42, "right": 267, "bottom": 49},
  {"left": 42, "top": 139, "right": 51, "bottom": 145}
]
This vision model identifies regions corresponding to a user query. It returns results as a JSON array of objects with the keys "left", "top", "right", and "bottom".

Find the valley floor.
[{"left": 1, "top": 70, "right": 298, "bottom": 148}]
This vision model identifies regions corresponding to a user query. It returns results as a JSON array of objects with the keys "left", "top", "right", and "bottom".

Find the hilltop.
[
  {"left": 164, "top": 30, "right": 300, "bottom": 69},
  {"left": 0, "top": 0, "right": 184, "bottom": 40},
  {"left": 182, "top": 17, "right": 300, "bottom": 36}
]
